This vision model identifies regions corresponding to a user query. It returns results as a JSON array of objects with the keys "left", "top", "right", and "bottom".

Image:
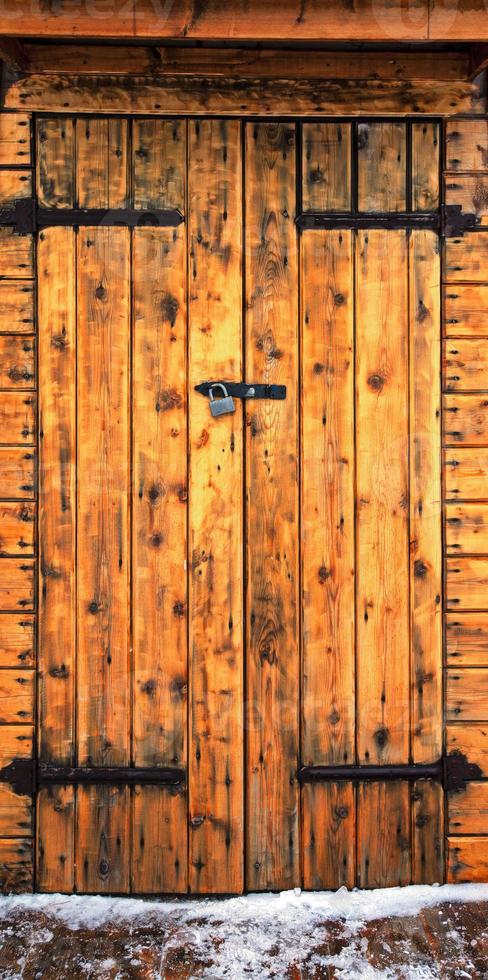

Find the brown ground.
[{"left": 0, "top": 899, "right": 487, "bottom": 978}]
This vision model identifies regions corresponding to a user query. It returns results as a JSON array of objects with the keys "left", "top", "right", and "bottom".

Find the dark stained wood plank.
[
  {"left": 409, "top": 230, "right": 442, "bottom": 765},
  {"left": 446, "top": 557, "right": 488, "bottom": 611},
  {"left": 36, "top": 117, "right": 75, "bottom": 209},
  {"left": 0, "top": 785, "right": 31, "bottom": 837},
  {"left": 76, "top": 118, "right": 129, "bottom": 209},
  {"left": 0, "top": 559, "right": 34, "bottom": 611},
  {"left": 446, "top": 614, "right": 488, "bottom": 666},
  {"left": 412, "top": 122, "right": 440, "bottom": 211},
  {"left": 301, "top": 229, "right": 355, "bottom": 770},
  {"left": 302, "top": 782, "right": 355, "bottom": 890},
  {"left": 0, "top": 614, "right": 34, "bottom": 667},
  {"left": 356, "top": 230, "right": 409, "bottom": 765},
  {"left": 245, "top": 122, "right": 299, "bottom": 891},
  {"left": 38, "top": 228, "right": 76, "bottom": 774},
  {"left": 76, "top": 786, "right": 129, "bottom": 894},
  {"left": 37, "top": 787, "right": 74, "bottom": 893},
  {"left": 445, "top": 120, "right": 488, "bottom": 172},
  {"left": 0, "top": 502, "right": 34, "bottom": 556},
  {"left": 447, "top": 667, "right": 488, "bottom": 720},
  {"left": 26, "top": 44, "right": 156, "bottom": 74},
  {"left": 0, "top": 283, "right": 34, "bottom": 334},
  {"left": 0, "top": 449, "right": 35, "bottom": 498},
  {"left": 0, "top": 668, "right": 34, "bottom": 724},
  {"left": 301, "top": 123, "right": 351, "bottom": 211},
  {"left": 444, "top": 285, "right": 488, "bottom": 337},
  {"left": 0, "top": 336, "right": 34, "bottom": 390},
  {"left": 444, "top": 448, "right": 488, "bottom": 500},
  {"left": 132, "top": 119, "right": 185, "bottom": 210},
  {"left": 0, "top": 839, "right": 32, "bottom": 893},
  {"left": 412, "top": 781, "right": 444, "bottom": 884},
  {"left": 77, "top": 228, "right": 130, "bottom": 767},
  {"left": 0, "top": 112, "right": 30, "bottom": 166},
  {"left": 358, "top": 123, "right": 406, "bottom": 212},
  {"left": 188, "top": 119, "right": 243, "bottom": 895},
  {"left": 0, "top": 170, "right": 31, "bottom": 208},
  {"left": 358, "top": 782, "right": 411, "bottom": 887}
]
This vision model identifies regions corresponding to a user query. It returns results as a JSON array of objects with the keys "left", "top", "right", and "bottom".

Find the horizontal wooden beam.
[
  {"left": 21, "top": 44, "right": 472, "bottom": 82},
  {"left": 3, "top": 72, "right": 484, "bottom": 116},
  {"left": 0, "top": 40, "right": 27, "bottom": 71},
  {"left": 1, "top": 1, "right": 488, "bottom": 41}
]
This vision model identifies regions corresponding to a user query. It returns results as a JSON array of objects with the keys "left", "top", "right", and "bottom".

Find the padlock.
[{"left": 208, "top": 383, "right": 235, "bottom": 417}]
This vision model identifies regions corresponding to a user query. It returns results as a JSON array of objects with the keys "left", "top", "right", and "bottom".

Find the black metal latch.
[{"left": 195, "top": 381, "right": 287, "bottom": 401}]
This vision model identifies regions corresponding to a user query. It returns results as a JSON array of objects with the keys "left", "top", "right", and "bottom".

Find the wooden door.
[{"left": 34, "top": 115, "right": 442, "bottom": 894}]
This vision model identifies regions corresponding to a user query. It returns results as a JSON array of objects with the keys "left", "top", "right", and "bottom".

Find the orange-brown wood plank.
[
  {"left": 76, "top": 119, "right": 128, "bottom": 209},
  {"left": 0, "top": 393, "right": 35, "bottom": 445},
  {"left": 356, "top": 229, "right": 409, "bottom": 764},
  {"left": 0, "top": 170, "right": 32, "bottom": 209},
  {"left": 0, "top": 230, "right": 33, "bottom": 280},
  {"left": 0, "top": 614, "right": 34, "bottom": 667},
  {"left": 0, "top": 838, "right": 32, "bottom": 893},
  {"left": 412, "top": 122, "right": 440, "bottom": 212},
  {"left": 409, "top": 230, "right": 442, "bottom": 766},
  {"left": 38, "top": 228, "right": 76, "bottom": 778},
  {"left": 301, "top": 123, "right": 351, "bottom": 211},
  {"left": 448, "top": 781, "right": 488, "bottom": 834},
  {"left": 444, "top": 338, "right": 488, "bottom": 392},
  {"left": 76, "top": 786, "right": 129, "bottom": 894},
  {"left": 302, "top": 783, "right": 355, "bottom": 890},
  {"left": 0, "top": 502, "right": 34, "bottom": 556},
  {"left": 0, "top": 336, "right": 34, "bottom": 390},
  {"left": 0, "top": 668, "right": 34, "bottom": 724},
  {"left": 0, "top": 113, "right": 30, "bottom": 166},
  {"left": 37, "top": 786, "right": 74, "bottom": 893},
  {"left": 446, "top": 504, "right": 488, "bottom": 554},
  {"left": 447, "top": 837, "right": 488, "bottom": 883},
  {"left": 0, "top": 282, "right": 34, "bottom": 334},
  {"left": 445, "top": 175, "right": 488, "bottom": 228},
  {"left": 444, "top": 235, "right": 488, "bottom": 283},
  {"left": 446, "top": 668, "right": 488, "bottom": 721},
  {"left": 245, "top": 122, "right": 299, "bottom": 891},
  {"left": 76, "top": 228, "right": 130, "bottom": 767},
  {"left": 132, "top": 219, "right": 188, "bottom": 893},
  {"left": 446, "top": 557, "right": 488, "bottom": 610},
  {"left": 444, "top": 285, "right": 488, "bottom": 337},
  {"left": 357, "top": 123, "right": 406, "bottom": 212},
  {"left": 446, "top": 614, "right": 488, "bottom": 665},
  {"left": 444, "top": 448, "right": 488, "bottom": 500},
  {"left": 0, "top": 724, "right": 33, "bottom": 765},
  {"left": 358, "top": 782, "right": 411, "bottom": 887},
  {"left": 412, "top": 781, "right": 444, "bottom": 884},
  {"left": 443, "top": 394, "right": 488, "bottom": 445},
  {"left": 445, "top": 120, "right": 488, "bottom": 172},
  {"left": 188, "top": 119, "right": 243, "bottom": 895},
  {"left": 36, "top": 117, "right": 75, "bottom": 209},
  {"left": 447, "top": 723, "right": 488, "bottom": 773},
  {"left": 0, "top": 785, "right": 31, "bottom": 837},
  {"left": 0, "top": 559, "right": 34, "bottom": 611},
  {"left": 132, "top": 119, "right": 186, "bottom": 210},
  {"left": 0, "top": 448, "right": 35, "bottom": 498}
]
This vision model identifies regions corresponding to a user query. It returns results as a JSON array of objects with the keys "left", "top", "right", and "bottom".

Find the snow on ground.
[{"left": 1, "top": 884, "right": 488, "bottom": 979}]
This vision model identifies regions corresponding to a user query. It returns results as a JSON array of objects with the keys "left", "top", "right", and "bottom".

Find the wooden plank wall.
[
  {"left": 0, "top": 109, "right": 36, "bottom": 892},
  {"left": 444, "top": 118, "right": 488, "bottom": 882}
]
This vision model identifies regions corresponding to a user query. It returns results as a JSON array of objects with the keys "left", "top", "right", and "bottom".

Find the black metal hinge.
[
  {"left": 298, "top": 751, "right": 483, "bottom": 793},
  {"left": 442, "top": 204, "right": 483, "bottom": 238},
  {"left": 296, "top": 211, "right": 440, "bottom": 232},
  {"left": 0, "top": 761, "right": 186, "bottom": 797},
  {"left": 0, "top": 200, "right": 184, "bottom": 233}
]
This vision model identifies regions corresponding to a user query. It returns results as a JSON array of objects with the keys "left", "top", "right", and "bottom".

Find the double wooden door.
[{"left": 37, "top": 115, "right": 442, "bottom": 893}]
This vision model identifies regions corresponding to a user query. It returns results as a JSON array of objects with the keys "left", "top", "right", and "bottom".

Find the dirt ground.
[{"left": 0, "top": 895, "right": 487, "bottom": 979}]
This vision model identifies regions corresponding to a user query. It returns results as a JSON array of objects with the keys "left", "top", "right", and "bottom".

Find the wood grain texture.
[
  {"left": 356, "top": 230, "right": 409, "bottom": 764},
  {"left": 0, "top": 839, "right": 32, "bottom": 893},
  {"left": 412, "top": 781, "right": 444, "bottom": 884},
  {"left": 412, "top": 122, "right": 440, "bottom": 211},
  {"left": 38, "top": 228, "right": 76, "bottom": 767},
  {"left": 0, "top": 336, "right": 34, "bottom": 390},
  {"left": 444, "top": 235, "right": 488, "bottom": 283},
  {"left": 5, "top": 75, "right": 483, "bottom": 117},
  {"left": 446, "top": 557, "right": 488, "bottom": 610},
  {"left": 302, "top": 782, "right": 355, "bottom": 890},
  {"left": 0, "top": 170, "right": 31, "bottom": 208},
  {"left": 448, "top": 782, "right": 488, "bottom": 834},
  {"left": 0, "top": 785, "right": 31, "bottom": 837},
  {"left": 77, "top": 228, "right": 130, "bottom": 767},
  {"left": 358, "top": 123, "right": 406, "bottom": 212},
  {"left": 0, "top": 113, "right": 30, "bottom": 166},
  {"left": 0, "top": 724, "right": 33, "bottom": 766},
  {"left": 36, "top": 117, "right": 75, "bottom": 209},
  {"left": 245, "top": 122, "right": 299, "bottom": 891},
  {"left": 358, "top": 782, "right": 411, "bottom": 888},
  {"left": 0, "top": 393, "right": 35, "bottom": 445},
  {"left": 76, "top": 786, "right": 129, "bottom": 894},
  {"left": 444, "top": 338, "right": 488, "bottom": 392},
  {"left": 447, "top": 723, "right": 488, "bottom": 773},
  {"left": 0, "top": 614, "right": 34, "bottom": 667},
  {"left": 0, "top": 559, "right": 34, "bottom": 611},
  {"left": 301, "top": 229, "right": 355, "bottom": 767},
  {"left": 76, "top": 118, "right": 128, "bottom": 209},
  {"left": 131, "top": 786, "right": 187, "bottom": 894},
  {"left": 188, "top": 119, "right": 243, "bottom": 895},
  {"left": 0, "top": 231, "right": 33, "bottom": 280},
  {"left": 446, "top": 668, "right": 488, "bottom": 721},
  {"left": 0, "top": 283, "right": 34, "bottom": 334},
  {"left": 0, "top": 449, "right": 35, "bottom": 498},
  {"left": 444, "top": 285, "right": 488, "bottom": 337},
  {"left": 445, "top": 120, "right": 488, "bottom": 172},
  {"left": 446, "top": 504, "right": 488, "bottom": 554},
  {"left": 446, "top": 613, "right": 488, "bottom": 665},
  {"left": 447, "top": 837, "right": 488, "bottom": 883},
  {"left": 132, "top": 119, "right": 185, "bottom": 210},
  {"left": 0, "top": 502, "right": 34, "bottom": 556},
  {"left": 445, "top": 175, "right": 488, "bottom": 228},
  {"left": 444, "top": 394, "right": 488, "bottom": 445},
  {"left": 409, "top": 230, "right": 442, "bottom": 764},
  {"left": 0, "top": 668, "right": 34, "bottom": 724},
  {"left": 301, "top": 123, "right": 351, "bottom": 211},
  {"left": 444, "top": 448, "right": 488, "bottom": 500},
  {"left": 37, "top": 786, "right": 74, "bottom": 893}
]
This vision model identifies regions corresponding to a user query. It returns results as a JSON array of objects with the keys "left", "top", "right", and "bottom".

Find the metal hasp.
[{"left": 195, "top": 380, "right": 287, "bottom": 400}]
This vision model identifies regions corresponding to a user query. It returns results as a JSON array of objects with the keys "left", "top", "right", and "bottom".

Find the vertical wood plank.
[
  {"left": 38, "top": 228, "right": 76, "bottom": 769},
  {"left": 132, "top": 119, "right": 186, "bottom": 210},
  {"left": 131, "top": 786, "right": 187, "bottom": 894},
  {"left": 356, "top": 230, "right": 410, "bottom": 765},
  {"left": 245, "top": 122, "right": 299, "bottom": 891},
  {"left": 301, "top": 123, "right": 351, "bottom": 211},
  {"left": 412, "top": 780, "right": 444, "bottom": 884},
  {"left": 37, "top": 787, "right": 75, "bottom": 893},
  {"left": 409, "top": 230, "right": 442, "bottom": 767},
  {"left": 36, "top": 117, "right": 75, "bottom": 208},
  {"left": 358, "top": 122, "right": 406, "bottom": 212},
  {"left": 302, "top": 782, "right": 355, "bottom": 890},
  {"left": 188, "top": 119, "right": 243, "bottom": 894},
  {"left": 76, "top": 119, "right": 129, "bottom": 209},
  {"left": 77, "top": 228, "right": 130, "bottom": 767},
  {"left": 77, "top": 786, "right": 129, "bottom": 894},
  {"left": 412, "top": 122, "right": 440, "bottom": 211},
  {"left": 358, "top": 782, "right": 411, "bottom": 887}
]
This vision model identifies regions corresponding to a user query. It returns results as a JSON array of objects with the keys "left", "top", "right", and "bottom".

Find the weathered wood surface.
[
  {"left": 0, "top": 112, "right": 30, "bottom": 166},
  {"left": 446, "top": 504, "right": 488, "bottom": 553},
  {"left": 447, "top": 723, "right": 488, "bottom": 772},
  {"left": 445, "top": 120, "right": 488, "bottom": 172},
  {"left": 445, "top": 176, "right": 488, "bottom": 228},
  {"left": 4, "top": 74, "right": 484, "bottom": 116},
  {"left": 444, "top": 285, "right": 488, "bottom": 337},
  {"left": 302, "top": 123, "right": 351, "bottom": 211},
  {"left": 0, "top": 170, "right": 31, "bottom": 208},
  {"left": 0, "top": 282, "right": 34, "bottom": 334},
  {"left": 412, "top": 123, "right": 440, "bottom": 212},
  {"left": 444, "top": 339, "right": 488, "bottom": 392},
  {"left": 0, "top": 502, "right": 34, "bottom": 556},
  {"left": 37, "top": 786, "right": 74, "bottom": 893},
  {"left": 0, "top": 231, "right": 33, "bottom": 279},
  {"left": 0, "top": 668, "right": 34, "bottom": 724},
  {"left": 446, "top": 668, "right": 488, "bottom": 721},
  {"left": 444, "top": 394, "right": 488, "bottom": 445},
  {"left": 0, "top": 785, "right": 31, "bottom": 838},
  {"left": 444, "top": 448, "right": 488, "bottom": 499},
  {"left": 446, "top": 614, "right": 488, "bottom": 665},
  {"left": 302, "top": 782, "right": 355, "bottom": 890},
  {"left": 358, "top": 123, "right": 406, "bottom": 211},
  {"left": 444, "top": 235, "right": 488, "bottom": 283},
  {"left": 448, "top": 838, "right": 488, "bottom": 883},
  {"left": 0, "top": 559, "right": 34, "bottom": 611},
  {"left": 358, "top": 782, "right": 411, "bottom": 887},
  {"left": 412, "top": 781, "right": 444, "bottom": 884},
  {"left": 0, "top": 724, "right": 32, "bottom": 766},
  {"left": 132, "top": 119, "right": 185, "bottom": 210},
  {"left": 446, "top": 557, "right": 488, "bottom": 610},
  {"left": 76, "top": 785, "right": 129, "bottom": 894},
  {"left": 0, "top": 336, "right": 34, "bottom": 390},
  {"left": 36, "top": 118, "right": 75, "bottom": 209},
  {"left": 449, "top": 782, "right": 488, "bottom": 834},
  {"left": 0, "top": 614, "right": 34, "bottom": 667},
  {"left": 0, "top": 839, "right": 32, "bottom": 893}
]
